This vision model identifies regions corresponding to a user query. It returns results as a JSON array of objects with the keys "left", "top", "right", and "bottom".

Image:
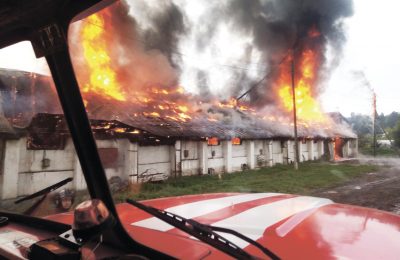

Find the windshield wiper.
[
  {"left": 15, "top": 177, "right": 73, "bottom": 204},
  {"left": 126, "top": 199, "right": 280, "bottom": 260}
]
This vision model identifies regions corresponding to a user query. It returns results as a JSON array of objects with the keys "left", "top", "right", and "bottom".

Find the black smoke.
[
  {"left": 185, "top": 0, "right": 354, "bottom": 102},
  {"left": 141, "top": 1, "right": 187, "bottom": 70}
]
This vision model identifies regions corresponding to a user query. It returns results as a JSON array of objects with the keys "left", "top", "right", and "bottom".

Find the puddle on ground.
[
  {"left": 324, "top": 190, "right": 338, "bottom": 194},
  {"left": 391, "top": 203, "right": 400, "bottom": 215}
]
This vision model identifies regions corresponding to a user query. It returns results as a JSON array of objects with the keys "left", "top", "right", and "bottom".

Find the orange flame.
[
  {"left": 333, "top": 137, "right": 343, "bottom": 161},
  {"left": 277, "top": 49, "right": 326, "bottom": 123},
  {"left": 81, "top": 13, "right": 126, "bottom": 101},
  {"left": 79, "top": 12, "right": 195, "bottom": 122},
  {"left": 207, "top": 137, "right": 220, "bottom": 146},
  {"left": 232, "top": 137, "right": 241, "bottom": 145}
]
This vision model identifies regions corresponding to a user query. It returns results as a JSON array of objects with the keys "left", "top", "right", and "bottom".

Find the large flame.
[
  {"left": 81, "top": 13, "right": 126, "bottom": 101},
  {"left": 276, "top": 29, "right": 327, "bottom": 124},
  {"left": 79, "top": 12, "right": 194, "bottom": 123},
  {"left": 78, "top": 12, "right": 331, "bottom": 130}
]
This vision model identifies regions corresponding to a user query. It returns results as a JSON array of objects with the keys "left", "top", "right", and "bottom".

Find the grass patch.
[{"left": 113, "top": 162, "right": 379, "bottom": 202}]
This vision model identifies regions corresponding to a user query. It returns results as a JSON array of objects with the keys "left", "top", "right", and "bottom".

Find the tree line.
[{"left": 347, "top": 112, "right": 400, "bottom": 155}]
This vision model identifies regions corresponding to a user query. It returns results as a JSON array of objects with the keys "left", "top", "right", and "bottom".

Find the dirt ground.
[{"left": 312, "top": 157, "right": 400, "bottom": 215}]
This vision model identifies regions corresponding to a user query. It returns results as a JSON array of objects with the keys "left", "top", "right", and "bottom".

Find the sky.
[
  {"left": 0, "top": 0, "right": 399, "bottom": 117},
  {"left": 323, "top": 0, "right": 400, "bottom": 116}
]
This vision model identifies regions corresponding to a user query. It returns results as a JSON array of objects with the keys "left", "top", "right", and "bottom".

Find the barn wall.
[
  {"left": 313, "top": 140, "right": 319, "bottom": 159},
  {"left": 208, "top": 143, "right": 224, "bottom": 173},
  {"left": 138, "top": 145, "right": 171, "bottom": 179},
  {"left": 96, "top": 140, "right": 124, "bottom": 180},
  {"left": 198, "top": 142, "right": 208, "bottom": 175},
  {"left": 0, "top": 134, "right": 358, "bottom": 199},
  {"left": 272, "top": 141, "right": 284, "bottom": 165},
  {"left": 181, "top": 140, "right": 200, "bottom": 176},
  {"left": 299, "top": 141, "right": 308, "bottom": 162},
  {"left": 1, "top": 139, "right": 23, "bottom": 199},
  {"left": 254, "top": 140, "right": 264, "bottom": 168},
  {"left": 287, "top": 140, "right": 295, "bottom": 164},
  {"left": 19, "top": 138, "right": 75, "bottom": 173},
  {"left": 231, "top": 141, "right": 247, "bottom": 171},
  {"left": 18, "top": 171, "right": 73, "bottom": 196},
  {"left": 317, "top": 140, "right": 324, "bottom": 158}
]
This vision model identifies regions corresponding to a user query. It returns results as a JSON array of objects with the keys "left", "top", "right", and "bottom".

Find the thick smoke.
[
  {"left": 67, "top": 0, "right": 354, "bottom": 128},
  {"left": 177, "top": 0, "right": 354, "bottom": 102},
  {"left": 140, "top": 2, "right": 186, "bottom": 69},
  {"left": 70, "top": 0, "right": 353, "bottom": 107}
]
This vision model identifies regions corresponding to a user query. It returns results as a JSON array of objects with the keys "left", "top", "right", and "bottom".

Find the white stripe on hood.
[{"left": 132, "top": 193, "right": 282, "bottom": 231}]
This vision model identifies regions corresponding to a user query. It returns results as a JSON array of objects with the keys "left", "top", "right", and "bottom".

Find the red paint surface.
[{"left": 6, "top": 193, "right": 400, "bottom": 259}]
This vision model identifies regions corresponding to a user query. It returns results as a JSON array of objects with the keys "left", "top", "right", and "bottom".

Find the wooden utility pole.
[
  {"left": 372, "top": 92, "right": 377, "bottom": 157},
  {"left": 291, "top": 51, "right": 299, "bottom": 170}
]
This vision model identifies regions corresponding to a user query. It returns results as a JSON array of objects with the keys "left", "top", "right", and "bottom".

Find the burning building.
[
  {"left": 0, "top": 0, "right": 358, "bottom": 200},
  {"left": 0, "top": 68, "right": 357, "bottom": 200}
]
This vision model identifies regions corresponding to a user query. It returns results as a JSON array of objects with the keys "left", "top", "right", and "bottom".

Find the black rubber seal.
[{"left": 0, "top": 217, "right": 9, "bottom": 227}]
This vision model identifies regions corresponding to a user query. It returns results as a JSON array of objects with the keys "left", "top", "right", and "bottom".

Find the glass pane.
[
  {"left": 0, "top": 42, "right": 89, "bottom": 217},
  {"left": 67, "top": 1, "right": 362, "bottom": 205}
]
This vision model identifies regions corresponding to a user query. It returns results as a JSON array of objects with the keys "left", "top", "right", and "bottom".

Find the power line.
[{"left": 236, "top": 50, "right": 291, "bottom": 101}]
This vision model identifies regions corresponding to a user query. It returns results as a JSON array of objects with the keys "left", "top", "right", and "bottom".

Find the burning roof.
[
  {"left": 0, "top": 69, "right": 356, "bottom": 142},
  {"left": 0, "top": 1, "right": 358, "bottom": 144},
  {"left": 23, "top": 111, "right": 356, "bottom": 146}
]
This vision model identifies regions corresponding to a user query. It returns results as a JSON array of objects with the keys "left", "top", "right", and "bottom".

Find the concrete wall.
[
  {"left": 1, "top": 138, "right": 76, "bottom": 199},
  {"left": 286, "top": 140, "right": 295, "bottom": 164},
  {"left": 254, "top": 140, "right": 264, "bottom": 167},
  {"left": 138, "top": 145, "right": 171, "bottom": 179},
  {"left": 0, "top": 137, "right": 145, "bottom": 199},
  {"left": 272, "top": 141, "right": 284, "bottom": 165},
  {"left": 231, "top": 142, "right": 247, "bottom": 171},
  {"left": 96, "top": 140, "right": 122, "bottom": 180},
  {"left": 208, "top": 143, "right": 224, "bottom": 173},
  {"left": 19, "top": 139, "right": 75, "bottom": 173},
  {"left": 300, "top": 141, "right": 309, "bottom": 162},
  {"left": 313, "top": 141, "right": 319, "bottom": 160},
  {"left": 317, "top": 140, "right": 324, "bottom": 158},
  {"left": 1, "top": 139, "right": 24, "bottom": 199},
  {"left": 0, "top": 136, "right": 357, "bottom": 199},
  {"left": 181, "top": 140, "right": 200, "bottom": 176},
  {"left": 18, "top": 170, "right": 73, "bottom": 196}
]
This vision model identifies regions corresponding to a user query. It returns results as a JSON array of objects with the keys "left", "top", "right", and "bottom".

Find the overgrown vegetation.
[
  {"left": 347, "top": 112, "right": 400, "bottom": 156},
  {"left": 114, "top": 162, "right": 379, "bottom": 201}
]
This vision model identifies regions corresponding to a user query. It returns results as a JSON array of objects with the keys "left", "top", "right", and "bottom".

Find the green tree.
[{"left": 394, "top": 121, "right": 400, "bottom": 149}]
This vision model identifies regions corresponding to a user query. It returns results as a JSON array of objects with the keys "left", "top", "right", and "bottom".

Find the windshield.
[
  {"left": 1, "top": 0, "right": 400, "bottom": 258},
  {"left": 67, "top": 0, "right": 357, "bottom": 199},
  {"left": 0, "top": 42, "right": 91, "bottom": 216},
  {"left": 66, "top": 0, "right": 399, "bottom": 210}
]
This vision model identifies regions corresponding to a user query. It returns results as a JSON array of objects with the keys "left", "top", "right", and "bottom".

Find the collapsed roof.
[{"left": 0, "top": 69, "right": 357, "bottom": 142}]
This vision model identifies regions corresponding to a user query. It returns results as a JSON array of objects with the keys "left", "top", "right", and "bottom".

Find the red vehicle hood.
[{"left": 47, "top": 193, "right": 400, "bottom": 259}]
